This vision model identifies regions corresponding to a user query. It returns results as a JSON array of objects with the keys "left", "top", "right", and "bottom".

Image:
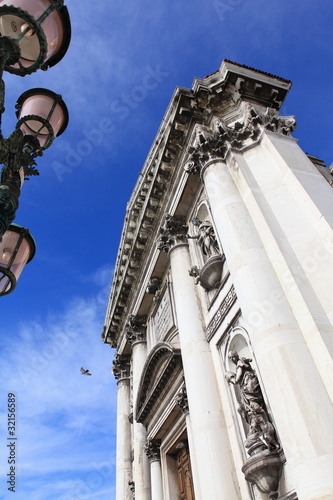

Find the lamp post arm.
[
  {"left": 0, "top": 129, "right": 42, "bottom": 240},
  {"left": 0, "top": 170, "right": 21, "bottom": 240}
]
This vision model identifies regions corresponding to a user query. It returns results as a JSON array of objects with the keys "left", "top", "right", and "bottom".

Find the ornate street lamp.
[
  {"left": 0, "top": 223, "right": 35, "bottom": 295},
  {"left": 0, "top": 0, "right": 71, "bottom": 295}
]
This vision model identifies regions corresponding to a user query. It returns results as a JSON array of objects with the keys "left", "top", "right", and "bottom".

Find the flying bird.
[{"left": 80, "top": 367, "right": 92, "bottom": 376}]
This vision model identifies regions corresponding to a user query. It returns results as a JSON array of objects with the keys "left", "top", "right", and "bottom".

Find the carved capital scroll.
[
  {"left": 157, "top": 214, "right": 188, "bottom": 253},
  {"left": 112, "top": 353, "right": 131, "bottom": 380},
  {"left": 184, "top": 105, "right": 296, "bottom": 175},
  {"left": 144, "top": 439, "right": 161, "bottom": 462},
  {"left": 125, "top": 315, "right": 147, "bottom": 344}
]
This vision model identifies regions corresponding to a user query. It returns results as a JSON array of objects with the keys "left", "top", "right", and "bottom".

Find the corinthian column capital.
[
  {"left": 183, "top": 105, "right": 296, "bottom": 176},
  {"left": 157, "top": 214, "right": 188, "bottom": 253},
  {"left": 125, "top": 314, "right": 147, "bottom": 345},
  {"left": 144, "top": 439, "right": 161, "bottom": 462},
  {"left": 112, "top": 353, "right": 131, "bottom": 380}
]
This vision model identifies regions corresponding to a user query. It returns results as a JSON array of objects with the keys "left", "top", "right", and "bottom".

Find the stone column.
[
  {"left": 126, "top": 316, "right": 151, "bottom": 500},
  {"left": 158, "top": 215, "right": 240, "bottom": 500},
  {"left": 113, "top": 354, "right": 132, "bottom": 500},
  {"left": 145, "top": 440, "right": 163, "bottom": 500},
  {"left": 200, "top": 155, "right": 333, "bottom": 500}
]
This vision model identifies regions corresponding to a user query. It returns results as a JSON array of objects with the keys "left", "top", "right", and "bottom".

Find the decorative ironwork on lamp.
[{"left": 0, "top": 0, "right": 71, "bottom": 295}]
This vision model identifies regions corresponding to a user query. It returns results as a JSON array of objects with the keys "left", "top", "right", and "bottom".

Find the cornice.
[{"left": 102, "top": 60, "right": 293, "bottom": 348}]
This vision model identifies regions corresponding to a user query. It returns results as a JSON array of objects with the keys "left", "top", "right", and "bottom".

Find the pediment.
[{"left": 136, "top": 342, "right": 182, "bottom": 425}]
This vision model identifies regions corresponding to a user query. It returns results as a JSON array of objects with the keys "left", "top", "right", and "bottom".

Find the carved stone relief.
[{"left": 153, "top": 285, "right": 175, "bottom": 341}]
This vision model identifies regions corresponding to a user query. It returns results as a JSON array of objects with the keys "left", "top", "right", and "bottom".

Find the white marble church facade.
[{"left": 102, "top": 60, "right": 333, "bottom": 500}]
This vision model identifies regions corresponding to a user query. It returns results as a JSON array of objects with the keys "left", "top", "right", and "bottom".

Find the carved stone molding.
[
  {"left": 125, "top": 315, "right": 147, "bottom": 345},
  {"left": 175, "top": 384, "right": 189, "bottom": 415},
  {"left": 157, "top": 214, "right": 188, "bottom": 253},
  {"left": 112, "top": 353, "right": 131, "bottom": 380},
  {"left": 206, "top": 285, "right": 237, "bottom": 340},
  {"left": 144, "top": 439, "right": 161, "bottom": 462}
]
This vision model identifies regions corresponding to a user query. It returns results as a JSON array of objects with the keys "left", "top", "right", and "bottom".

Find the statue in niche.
[
  {"left": 245, "top": 402, "right": 280, "bottom": 451},
  {"left": 188, "top": 217, "right": 220, "bottom": 258},
  {"left": 226, "top": 350, "right": 279, "bottom": 453}
]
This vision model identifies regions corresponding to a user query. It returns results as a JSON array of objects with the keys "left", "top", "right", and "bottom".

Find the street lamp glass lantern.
[
  {"left": 0, "top": 0, "right": 71, "bottom": 75},
  {"left": 0, "top": 224, "right": 36, "bottom": 296},
  {"left": 16, "top": 87, "right": 69, "bottom": 149}
]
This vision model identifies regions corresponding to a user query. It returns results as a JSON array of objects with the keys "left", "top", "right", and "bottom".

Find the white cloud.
[{"left": 0, "top": 289, "right": 117, "bottom": 500}]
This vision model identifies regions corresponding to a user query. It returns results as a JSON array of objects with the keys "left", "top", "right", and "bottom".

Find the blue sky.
[{"left": 0, "top": 0, "right": 333, "bottom": 498}]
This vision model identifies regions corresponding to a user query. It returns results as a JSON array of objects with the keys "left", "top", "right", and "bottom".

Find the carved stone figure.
[
  {"left": 175, "top": 384, "right": 189, "bottom": 415},
  {"left": 146, "top": 277, "right": 161, "bottom": 295},
  {"left": 226, "top": 350, "right": 263, "bottom": 415},
  {"left": 226, "top": 350, "right": 279, "bottom": 454},
  {"left": 189, "top": 217, "right": 220, "bottom": 258},
  {"left": 245, "top": 402, "right": 280, "bottom": 451},
  {"left": 188, "top": 265, "right": 200, "bottom": 284}
]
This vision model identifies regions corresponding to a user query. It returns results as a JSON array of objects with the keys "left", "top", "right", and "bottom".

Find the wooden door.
[{"left": 176, "top": 446, "right": 195, "bottom": 500}]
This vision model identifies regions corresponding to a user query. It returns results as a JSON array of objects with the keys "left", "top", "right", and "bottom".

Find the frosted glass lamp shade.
[
  {"left": 16, "top": 88, "right": 69, "bottom": 149},
  {"left": 0, "top": 0, "right": 71, "bottom": 75},
  {"left": 0, "top": 224, "right": 36, "bottom": 296}
]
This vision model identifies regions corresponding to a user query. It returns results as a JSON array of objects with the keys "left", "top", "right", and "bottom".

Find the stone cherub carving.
[
  {"left": 188, "top": 217, "right": 220, "bottom": 258},
  {"left": 245, "top": 402, "right": 280, "bottom": 451},
  {"left": 226, "top": 350, "right": 279, "bottom": 453}
]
